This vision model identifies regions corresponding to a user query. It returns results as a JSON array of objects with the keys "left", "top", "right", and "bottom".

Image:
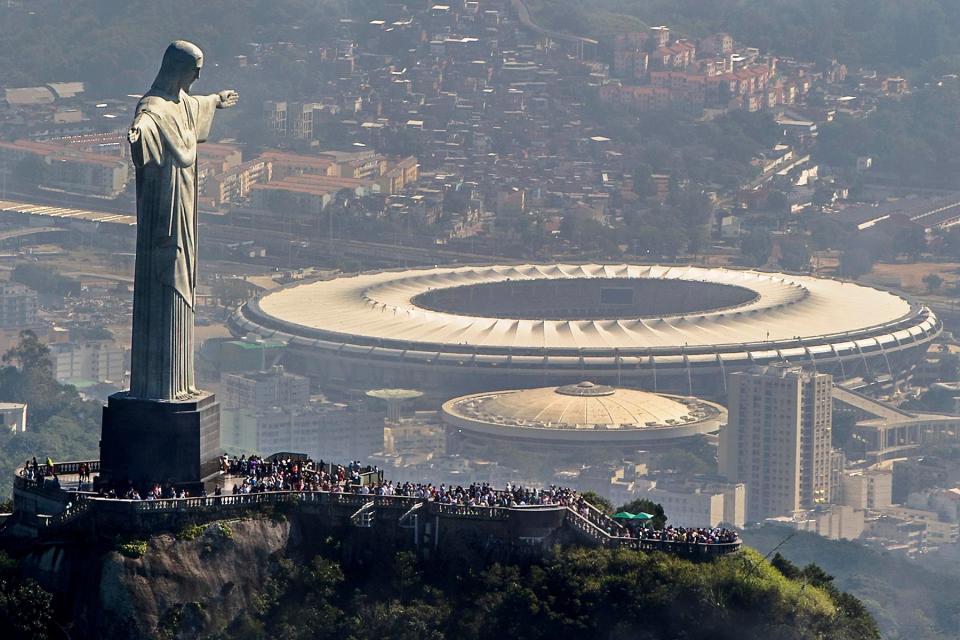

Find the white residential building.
[
  {"left": 0, "top": 283, "right": 38, "bottom": 329},
  {"left": 48, "top": 340, "right": 125, "bottom": 384},
  {"left": 0, "top": 403, "right": 26, "bottom": 433},
  {"left": 720, "top": 364, "right": 833, "bottom": 522}
]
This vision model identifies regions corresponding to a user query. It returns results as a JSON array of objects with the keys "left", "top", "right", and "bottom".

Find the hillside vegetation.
[
  {"left": 742, "top": 526, "right": 960, "bottom": 640},
  {"left": 529, "top": 0, "right": 960, "bottom": 73},
  {"left": 0, "top": 332, "right": 99, "bottom": 500},
  {"left": 143, "top": 532, "right": 880, "bottom": 640}
]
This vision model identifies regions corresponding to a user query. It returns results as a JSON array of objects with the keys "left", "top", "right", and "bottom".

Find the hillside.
[
  {"left": 742, "top": 526, "right": 960, "bottom": 640},
  {"left": 2, "top": 517, "right": 878, "bottom": 640},
  {"left": 528, "top": 0, "right": 960, "bottom": 73}
]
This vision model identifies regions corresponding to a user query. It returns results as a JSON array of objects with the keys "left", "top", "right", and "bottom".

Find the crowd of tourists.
[
  {"left": 636, "top": 525, "right": 739, "bottom": 545},
  {"left": 19, "top": 454, "right": 738, "bottom": 547},
  {"left": 223, "top": 454, "right": 376, "bottom": 494},
  {"left": 19, "top": 457, "right": 57, "bottom": 483},
  {"left": 374, "top": 481, "right": 584, "bottom": 508}
]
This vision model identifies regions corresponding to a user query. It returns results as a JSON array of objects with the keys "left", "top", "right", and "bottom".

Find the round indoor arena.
[{"left": 441, "top": 381, "right": 726, "bottom": 456}]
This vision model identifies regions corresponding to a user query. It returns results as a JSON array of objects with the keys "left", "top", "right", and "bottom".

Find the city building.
[
  {"left": 576, "top": 460, "right": 653, "bottom": 508},
  {"left": 221, "top": 366, "right": 310, "bottom": 411},
  {"left": 0, "top": 283, "right": 38, "bottom": 329},
  {"left": 48, "top": 340, "right": 125, "bottom": 385},
  {"left": 862, "top": 505, "right": 958, "bottom": 557},
  {"left": 840, "top": 468, "right": 893, "bottom": 510},
  {"left": 720, "top": 365, "right": 834, "bottom": 522},
  {"left": 641, "top": 477, "right": 746, "bottom": 528},
  {"left": 0, "top": 402, "right": 27, "bottom": 433},
  {"left": 383, "top": 413, "right": 446, "bottom": 459},
  {"left": 201, "top": 157, "right": 272, "bottom": 208},
  {"left": 222, "top": 401, "right": 386, "bottom": 462},
  {"left": 219, "top": 366, "right": 387, "bottom": 462},
  {"left": 766, "top": 505, "right": 865, "bottom": 541},
  {"left": 0, "top": 139, "right": 129, "bottom": 198},
  {"left": 214, "top": 336, "right": 287, "bottom": 373}
]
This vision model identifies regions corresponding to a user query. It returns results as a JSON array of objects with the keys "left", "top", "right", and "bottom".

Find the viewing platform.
[{"left": 5, "top": 459, "right": 741, "bottom": 561}]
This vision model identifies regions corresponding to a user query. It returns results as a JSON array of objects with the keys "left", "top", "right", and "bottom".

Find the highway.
[
  {"left": 0, "top": 196, "right": 508, "bottom": 268},
  {"left": 202, "top": 223, "right": 506, "bottom": 268},
  {"left": 0, "top": 226, "right": 63, "bottom": 242}
]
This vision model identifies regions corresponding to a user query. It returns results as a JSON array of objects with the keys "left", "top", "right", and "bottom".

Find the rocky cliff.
[{"left": 27, "top": 518, "right": 293, "bottom": 640}]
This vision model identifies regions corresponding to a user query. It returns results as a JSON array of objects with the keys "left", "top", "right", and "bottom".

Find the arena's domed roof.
[
  {"left": 477, "top": 381, "right": 697, "bottom": 429},
  {"left": 441, "top": 382, "right": 726, "bottom": 444}
]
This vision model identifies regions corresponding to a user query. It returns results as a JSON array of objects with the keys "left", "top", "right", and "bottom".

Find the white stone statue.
[{"left": 127, "top": 41, "right": 238, "bottom": 400}]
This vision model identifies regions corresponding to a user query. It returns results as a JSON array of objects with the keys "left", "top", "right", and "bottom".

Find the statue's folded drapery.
[{"left": 128, "top": 90, "right": 218, "bottom": 400}]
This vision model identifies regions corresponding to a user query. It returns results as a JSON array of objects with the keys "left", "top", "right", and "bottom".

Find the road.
[
  {"left": 203, "top": 224, "right": 508, "bottom": 268},
  {"left": 0, "top": 196, "right": 509, "bottom": 268},
  {"left": 0, "top": 226, "right": 62, "bottom": 242},
  {"left": 511, "top": 0, "right": 598, "bottom": 47}
]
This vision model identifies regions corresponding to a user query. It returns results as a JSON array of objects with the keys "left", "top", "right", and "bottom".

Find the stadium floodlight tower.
[{"left": 366, "top": 389, "right": 424, "bottom": 421}]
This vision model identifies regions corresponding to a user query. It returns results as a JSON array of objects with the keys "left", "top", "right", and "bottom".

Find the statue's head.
[{"left": 151, "top": 40, "right": 204, "bottom": 96}]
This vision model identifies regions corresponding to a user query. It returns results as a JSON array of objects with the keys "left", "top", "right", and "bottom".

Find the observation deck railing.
[{"left": 19, "top": 461, "right": 740, "bottom": 558}]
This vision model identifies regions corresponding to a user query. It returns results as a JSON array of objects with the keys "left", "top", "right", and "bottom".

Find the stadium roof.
[{"left": 253, "top": 264, "right": 919, "bottom": 351}]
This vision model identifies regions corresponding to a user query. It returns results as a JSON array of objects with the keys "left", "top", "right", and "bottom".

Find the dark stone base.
[{"left": 99, "top": 391, "right": 220, "bottom": 491}]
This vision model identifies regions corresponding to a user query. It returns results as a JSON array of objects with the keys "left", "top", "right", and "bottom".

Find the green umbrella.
[
  {"left": 634, "top": 512, "right": 654, "bottom": 520},
  {"left": 612, "top": 511, "right": 637, "bottom": 519}
]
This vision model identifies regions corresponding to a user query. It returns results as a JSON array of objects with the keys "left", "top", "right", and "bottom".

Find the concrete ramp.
[{"left": 831, "top": 386, "right": 916, "bottom": 421}]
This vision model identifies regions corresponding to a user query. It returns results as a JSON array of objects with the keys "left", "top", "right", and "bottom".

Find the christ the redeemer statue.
[{"left": 127, "top": 41, "right": 238, "bottom": 400}]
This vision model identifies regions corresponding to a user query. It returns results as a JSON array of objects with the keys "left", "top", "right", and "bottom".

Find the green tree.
[
  {"left": 213, "top": 278, "right": 256, "bottom": 309},
  {"left": 0, "top": 579, "right": 54, "bottom": 640},
  {"left": 766, "top": 189, "right": 789, "bottom": 215},
  {"left": 11, "top": 264, "right": 80, "bottom": 297},
  {"left": 740, "top": 229, "right": 773, "bottom": 267},
  {"left": 0, "top": 551, "right": 54, "bottom": 640},
  {"left": 2, "top": 330, "right": 52, "bottom": 374},
  {"left": 0, "top": 332, "right": 100, "bottom": 498},
  {"left": 617, "top": 498, "right": 667, "bottom": 528},
  {"left": 633, "top": 163, "right": 655, "bottom": 198},
  {"left": 839, "top": 248, "right": 874, "bottom": 278},
  {"left": 579, "top": 491, "right": 613, "bottom": 514},
  {"left": 923, "top": 273, "right": 944, "bottom": 292},
  {"left": 779, "top": 235, "right": 811, "bottom": 272},
  {"left": 893, "top": 225, "right": 927, "bottom": 261}
]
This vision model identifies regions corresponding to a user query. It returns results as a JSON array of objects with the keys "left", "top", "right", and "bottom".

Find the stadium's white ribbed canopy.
[{"left": 255, "top": 264, "right": 915, "bottom": 350}]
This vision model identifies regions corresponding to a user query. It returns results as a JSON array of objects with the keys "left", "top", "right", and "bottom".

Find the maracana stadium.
[{"left": 229, "top": 263, "right": 940, "bottom": 396}]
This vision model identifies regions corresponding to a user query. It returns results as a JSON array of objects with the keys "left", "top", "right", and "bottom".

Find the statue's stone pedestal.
[{"left": 98, "top": 391, "right": 220, "bottom": 491}]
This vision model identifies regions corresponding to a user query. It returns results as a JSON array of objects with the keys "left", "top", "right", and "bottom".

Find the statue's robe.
[{"left": 128, "top": 90, "right": 218, "bottom": 400}]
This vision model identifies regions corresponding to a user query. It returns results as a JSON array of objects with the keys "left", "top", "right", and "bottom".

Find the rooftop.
[{"left": 251, "top": 264, "right": 920, "bottom": 351}]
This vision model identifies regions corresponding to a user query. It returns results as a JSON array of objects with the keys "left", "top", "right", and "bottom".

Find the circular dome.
[
  {"left": 481, "top": 385, "right": 699, "bottom": 428},
  {"left": 441, "top": 383, "right": 726, "bottom": 446}
]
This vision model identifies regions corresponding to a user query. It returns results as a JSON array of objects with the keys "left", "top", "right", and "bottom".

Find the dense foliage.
[
  {"left": 742, "top": 526, "right": 960, "bottom": 640},
  {"left": 0, "top": 552, "right": 55, "bottom": 640},
  {"left": 0, "top": 331, "right": 101, "bottom": 499},
  {"left": 817, "top": 82, "right": 960, "bottom": 183},
  {"left": 531, "top": 0, "right": 960, "bottom": 73},
  {"left": 11, "top": 264, "right": 80, "bottom": 297},
  {"left": 209, "top": 543, "right": 877, "bottom": 640},
  {"left": 0, "top": 0, "right": 346, "bottom": 93}
]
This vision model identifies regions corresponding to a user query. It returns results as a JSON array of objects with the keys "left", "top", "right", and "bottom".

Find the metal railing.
[
  {"left": 24, "top": 460, "right": 741, "bottom": 557},
  {"left": 428, "top": 502, "right": 509, "bottom": 520},
  {"left": 564, "top": 509, "right": 740, "bottom": 556}
]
